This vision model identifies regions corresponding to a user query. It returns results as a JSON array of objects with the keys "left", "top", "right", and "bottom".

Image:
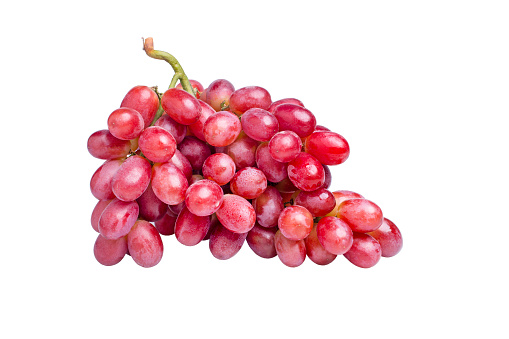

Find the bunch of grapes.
[{"left": 88, "top": 38, "right": 403, "bottom": 269}]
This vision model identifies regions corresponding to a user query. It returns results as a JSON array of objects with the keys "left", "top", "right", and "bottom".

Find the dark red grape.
[
  {"left": 294, "top": 188, "right": 336, "bottom": 217},
  {"left": 246, "top": 225, "right": 277, "bottom": 259}
]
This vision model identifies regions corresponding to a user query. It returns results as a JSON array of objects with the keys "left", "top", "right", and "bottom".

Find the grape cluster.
[{"left": 87, "top": 40, "right": 403, "bottom": 269}]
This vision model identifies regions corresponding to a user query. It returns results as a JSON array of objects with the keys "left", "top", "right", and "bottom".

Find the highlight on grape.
[{"left": 88, "top": 38, "right": 403, "bottom": 268}]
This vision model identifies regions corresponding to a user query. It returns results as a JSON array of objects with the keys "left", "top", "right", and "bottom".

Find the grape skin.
[
  {"left": 154, "top": 114, "right": 187, "bottom": 144},
  {"left": 205, "top": 79, "right": 235, "bottom": 111},
  {"left": 111, "top": 155, "right": 152, "bottom": 202},
  {"left": 209, "top": 224, "right": 248, "bottom": 260},
  {"left": 316, "top": 216, "right": 353, "bottom": 255},
  {"left": 202, "top": 153, "right": 236, "bottom": 186},
  {"left": 305, "top": 225, "right": 337, "bottom": 265},
  {"left": 189, "top": 101, "right": 216, "bottom": 141},
  {"left": 174, "top": 206, "right": 211, "bottom": 246},
  {"left": 178, "top": 136, "right": 212, "bottom": 171},
  {"left": 278, "top": 205, "right": 314, "bottom": 241},
  {"left": 367, "top": 218, "right": 403, "bottom": 257},
  {"left": 137, "top": 183, "right": 167, "bottom": 222},
  {"left": 226, "top": 132, "right": 259, "bottom": 169},
  {"left": 287, "top": 152, "right": 325, "bottom": 192},
  {"left": 91, "top": 200, "right": 113, "bottom": 232},
  {"left": 343, "top": 233, "right": 382, "bottom": 268},
  {"left": 241, "top": 108, "right": 279, "bottom": 142},
  {"left": 229, "top": 167, "right": 267, "bottom": 200},
  {"left": 337, "top": 199, "right": 383, "bottom": 233},
  {"left": 154, "top": 211, "right": 177, "bottom": 236},
  {"left": 274, "top": 230, "right": 306, "bottom": 268},
  {"left": 267, "top": 98, "right": 304, "bottom": 113},
  {"left": 304, "top": 131, "right": 350, "bottom": 165},
  {"left": 138, "top": 126, "right": 177, "bottom": 163},
  {"left": 87, "top": 130, "right": 131, "bottom": 160},
  {"left": 127, "top": 220, "right": 164, "bottom": 268},
  {"left": 151, "top": 162, "right": 188, "bottom": 205},
  {"left": 246, "top": 225, "right": 277, "bottom": 259},
  {"left": 215, "top": 194, "right": 256, "bottom": 234},
  {"left": 252, "top": 186, "right": 284, "bottom": 228},
  {"left": 255, "top": 142, "right": 288, "bottom": 183},
  {"left": 185, "top": 179, "right": 224, "bottom": 216},
  {"left": 161, "top": 88, "right": 202, "bottom": 125},
  {"left": 98, "top": 199, "right": 139, "bottom": 240},
  {"left": 90, "top": 159, "right": 123, "bottom": 201},
  {"left": 273, "top": 104, "right": 316, "bottom": 138},
  {"left": 229, "top": 86, "right": 272, "bottom": 115},
  {"left": 107, "top": 107, "right": 144, "bottom": 141},
  {"left": 203, "top": 111, "right": 242, "bottom": 147},
  {"left": 94, "top": 234, "right": 128, "bottom": 266},
  {"left": 120, "top": 86, "right": 159, "bottom": 129},
  {"left": 268, "top": 130, "right": 302, "bottom": 163},
  {"left": 294, "top": 188, "right": 336, "bottom": 217}
]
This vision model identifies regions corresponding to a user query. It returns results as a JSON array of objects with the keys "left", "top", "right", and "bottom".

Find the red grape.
[
  {"left": 321, "top": 165, "right": 332, "bottom": 189},
  {"left": 343, "top": 233, "right": 382, "bottom": 268},
  {"left": 202, "top": 153, "right": 236, "bottom": 185},
  {"left": 226, "top": 132, "right": 258, "bottom": 169},
  {"left": 246, "top": 225, "right": 277, "bottom": 259},
  {"left": 230, "top": 167, "right": 267, "bottom": 199},
  {"left": 151, "top": 162, "right": 188, "bottom": 205},
  {"left": 168, "top": 201, "right": 185, "bottom": 216},
  {"left": 98, "top": 199, "right": 139, "bottom": 239},
  {"left": 273, "top": 104, "right": 316, "bottom": 138},
  {"left": 325, "top": 190, "right": 364, "bottom": 217},
  {"left": 137, "top": 182, "right": 167, "bottom": 222},
  {"left": 367, "top": 218, "right": 403, "bottom": 257},
  {"left": 316, "top": 216, "right": 353, "bottom": 255},
  {"left": 87, "top": 130, "right": 131, "bottom": 160},
  {"left": 161, "top": 88, "right": 202, "bottom": 125},
  {"left": 203, "top": 111, "right": 241, "bottom": 147},
  {"left": 287, "top": 152, "right": 325, "bottom": 191},
  {"left": 174, "top": 206, "right": 211, "bottom": 246},
  {"left": 305, "top": 225, "right": 337, "bottom": 265},
  {"left": 185, "top": 179, "right": 223, "bottom": 216},
  {"left": 176, "top": 79, "right": 204, "bottom": 99},
  {"left": 111, "top": 155, "right": 152, "bottom": 202},
  {"left": 304, "top": 131, "right": 350, "bottom": 165},
  {"left": 178, "top": 136, "right": 212, "bottom": 171},
  {"left": 229, "top": 86, "right": 272, "bottom": 115},
  {"left": 278, "top": 205, "right": 313, "bottom": 241},
  {"left": 168, "top": 149, "right": 193, "bottom": 181},
  {"left": 294, "top": 188, "right": 336, "bottom": 217},
  {"left": 91, "top": 200, "right": 113, "bottom": 232},
  {"left": 267, "top": 98, "right": 304, "bottom": 113},
  {"left": 209, "top": 224, "right": 248, "bottom": 260},
  {"left": 205, "top": 79, "right": 235, "bottom": 111},
  {"left": 268, "top": 130, "right": 302, "bottom": 163},
  {"left": 154, "top": 114, "right": 187, "bottom": 144},
  {"left": 188, "top": 101, "right": 216, "bottom": 141},
  {"left": 241, "top": 108, "right": 279, "bottom": 142},
  {"left": 337, "top": 199, "right": 383, "bottom": 233},
  {"left": 127, "top": 220, "right": 164, "bottom": 268},
  {"left": 252, "top": 186, "right": 284, "bottom": 228},
  {"left": 93, "top": 234, "right": 128, "bottom": 266},
  {"left": 154, "top": 211, "right": 177, "bottom": 236},
  {"left": 107, "top": 107, "right": 144, "bottom": 140},
  {"left": 274, "top": 230, "right": 306, "bottom": 267},
  {"left": 138, "top": 126, "right": 177, "bottom": 163},
  {"left": 255, "top": 142, "right": 288, "bottom": 183},
  {"left": 215, "top": 194, "right": 256, "bottom": 233},
  {"left": 90, "top": 159, "right": 123, "bottom": 200},
  {"left": 120, "top": 86, "right": 159, "bottom": 128},
  {"left": 275, "top": 177, "right": 298, "bottom": 193}
]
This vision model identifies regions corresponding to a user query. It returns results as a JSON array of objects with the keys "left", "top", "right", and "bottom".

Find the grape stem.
[{"left": 143, "top": 37, "right": 194, "bottom": 94}]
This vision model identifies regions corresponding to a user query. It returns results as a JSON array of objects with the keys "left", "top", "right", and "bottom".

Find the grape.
[
  {"left": 154, "top": 114, "right": 187, "bottom": 144},
  {"left": 90, "top": 159, "right": 123, "bottom": 200},
  {"left": 343, "top": 233, "right": 382, "bottom": 268},
  {"left": 93, "top": 234, "right": 128, "bottom": 266},
  {"left": 151, "top": 162, "right": 188, "bottom": 205},
  {"left": 202, "top": 153, "right": 236, "bottom": 186},
  {"left": 278, "top": 205, "right": 313, "bottom": 241},
  {"left": 188, "top": 101, "right": 216, "bottom": 141},
  {"left": 107, "top": 107, "right": 144, "bottom": 140},
  {"left": 226, "top": 132, "right": 258, "bottom": 169},
  {"left": 316, "top": 216, "right": 353, "bottom": 255},
  {"left": 275, "top": 177, "right": 298, "bottom": 193},
  {"left": 98, "top": 199, "right": 139, "bottom": 239},
  {"left": 204, "top": 213, "right": 220, "bottom": 241},
  {"left": 252, "top": 186, "right": 284, "bottom": 228},
  {"left": 287, "top": 152, "right": 325, "bottom": 191},
  {"left": 229, "top": 167, "right": 267, "bottom": 199},
  {"left": 169, "top": 149, "right": 193, "bottom": 181},
  {"left": 91, "top": 199, "right": 113, "bottom": 232},
  {"left": 304, "top": 131, "right": 350, "bottom": 165},
  {"left": 185, "top": 179, "right": 223, "bottom": 216},
  {"left": 137, "top": 183, "right": 167, "bottom": 222},
  {"left": 120, "top": 86, "right": 159, "bottom": 128},
  {"left": 273, "top": 104, "right": 316, "bottom": 138},
  {"left": 215, "top": 194, "right": 256, "bottom": 233},
  {"left": 178, "top": 136, "right": 212, "bottom": 171},
  {"left": 127, "top": 220, "right": 164, "bottom": 268},
  {"left": 305, "top": 225, "right": 337, "bottom": 265},
  {"left": 111, "top": 155, "right": 152, "bottom": 202},
  {"left": 367, "top": 218, "right": 403, "bottom": 257},
  {"left": 337, "top": 199, "right": 383, "bottom": 233},
  {"left": 176, "top": 79, "right": 204, "bottom": 99},
  {"left": 255, "top": 142, "right": 288, "bottom": 183},
  {"left": 268, "top": 130, "right": 302, "bottom": 163},
  {"left": 87, "top": 130, "right": 131, "bottom": 160},
  {"left": 325, "top": 190, "right": 364, "bottom": 217},
  {"left": 174, "top": 206, "right": 211, "bottom": 246},
  {"left": 161, "top": 88, "right": 202, "bottom": 125},
  {"left": 209, "top": 224, "right": 248, "bottom": 260},
  {"left": 267, "top": 98, "right": 304, "bottom": 114},
  {"left": 229, "top": 86, "right": 272, "bottom": 115},
  {"left": 168, "top": 201, "right": 185, "bottom": 216},
  {"left": 138, "top": 126, "right": 177, "bottom": 163},
  {"left": 189, "top": 174, "right": 204, "bottom": 184},
  {"left": 294, "top": 188, "right": 336, "bottom": 217},
  {"left": 154, "top": 211, "right": 177, "bottom": 236},
  {"left": 314, "top": 125, "right": 330, "bottom": 132},
  {"left": 205, "top": 79, "right": 235, "bottom": 111},
  {"left": 241, "top": 108, "right": 279, "bottom": 142},
  {"left": 274, "top": 230, "right": 306, "bottom": 267},
  {"left": 203, "top": 111, "right": 242, "bottom": 147},
  {"left": 246, "top": 225, "right": 277, "bottom": 259},
  {"left": 321, "top": 165, "right": 332, "bottom": 189}
]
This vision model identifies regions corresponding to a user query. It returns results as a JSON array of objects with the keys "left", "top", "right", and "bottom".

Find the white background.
[{"left": 1, "top": 0, "right": 508, "bottom": 338}]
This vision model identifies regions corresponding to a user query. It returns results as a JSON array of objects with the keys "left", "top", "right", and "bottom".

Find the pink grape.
[
  {"left": 185, "top": 179, "right": 223, "bottom": 216},
  {"left": 107, "top": 107, "right": 144, "bottom": 140},
  {"left": 91, "top": 199, "right": 113, "bottom": 232},
  {"left": 203, "top": 111, "right": 242, "bottom": 147},
  {"left": 241, "top": 108, "right": 279, "bottom": 142},
  {"left": 151, "top": 162, "right": 188, "bottom": 205},
  {"left": 98, "top": 199, "right": 139, "bottom": 239},
  {"left": 321, "top": 165, "right": 332, "bottom": 189},
  {"left": 174, "top": 206, "right": 211, "bottom": 246},
  {"left": 229, "top": 86, "right": 272, "bottom": 115},
  {"left": 278, "top": 205, "right": 313, "bottom": 241},
  {"left": 274, "top": 230, "right": 306, "bottom": 267},
  {"left": 127, "top": 220, "right": 164, "bottom": 268},
  {"left": 178, "top": 136, "right": 212, "bottom": 171},
  {"left": 120, "top": 86, "right": 159, "bottom": 128},
  {"left": 209, "top": 224, "right": 248, "bottom": 260},
  {"left": 246, "top": 225, "right": 277, "bottom": 259},
  {"left": 316, "top": 217, "right": 353, "bottom": 255},
  {"left": 337, "top": 199, "right": 383, "bottom": 233},
  {"left": 111, "top": 155, "right": 152, "bottom": 202},
  {"left": 154, "top": 114, "right": 187, "bottom": 144},
  {"left": 294, "top": 188, "right": 336, "bottom": 217},
  {"left": 137, "top": 182, "right": 167, "bottom": 222},
  {"left": 367, "top": 218, "right": 403, "bottom": 257},
  {"left": 273, "top": 104, "right": 316, "bottom": 138},
  {"left": 205, "top": 79, "right": 235, "bottom": 111},
  {"left": 268, "top": 130, "right": 302, "bottom": 163},
  {"left": 255, "top": 142, "right": 288, "bottom": 183},
  {"left": 168, "top": 201, "right": 185, "bottom": 216},
  {"left": 90, "top": 159, "right": 123, "bottom": 200},
  {"left": 169, "top": 149, "right": 193, "bottom": 181},
  {"left": 305, "top": 225, "right": 337, "bottom": 265},
  {"left": 252, "top": 186, "right": 284, "bottom": 228},
  {"left": 176, "top": 79, "right": 204, "bottom": 99},
  {"left": 325, "top": 190, "right": 364, "bottom": 217},
  {"left": 226, "top": 132, "right": 258, "bottom": 169},
  {"left": 93, "top": 234, "right": 128, "bottom": 266},
  {"left": 287, "top": 152, "right": 325, "bottom": 191},
  {"left": 138, "top": 126, "right": 177, "bottom": 163},
  {"left": 189, "top": 101, "right": 216, "bottom": 141},
  {"left": 161, "top": 88, "right": 202, "bottom": 125},
  {"left": 216, "top": 194, "right": 256, "bottom": 233},
  {"left": 304, "top": 131, "right": 350, "bottom": 165},
  {"left": 87, "top": 130, "right": 131, "bottom": 160},
  {"left": 343, "top": 233, "right": 382, "bottom": 268},
  {"left": 155, "top": 211, "right": 177, "bottom": 236},
  {"left": 202, "top": 153, "right": 236, "bottom": 185},
  {"left": 267, "top": 98, "right": 304, "bottom": 114},
  {"left": 229, "top": 167, "right": 267, "bottom": 199}
]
